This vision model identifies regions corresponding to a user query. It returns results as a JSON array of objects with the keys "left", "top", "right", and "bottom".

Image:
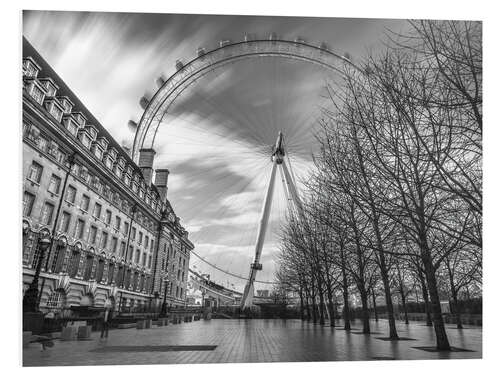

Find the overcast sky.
[{"left": 23, "top": 11, "right": 409, "bottom": 290}]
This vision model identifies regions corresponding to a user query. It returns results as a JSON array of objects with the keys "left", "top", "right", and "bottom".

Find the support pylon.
[{"left": 240, "top": 131, "right": 302, "bottom": 309}]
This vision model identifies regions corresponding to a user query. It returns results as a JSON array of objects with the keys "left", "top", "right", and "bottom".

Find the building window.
[
  {"left": 46, "top": 289, "right": 66, "bottom": 310},
  {"left": 23, "top": 191, "right": 36, "bottom": 217},
  {"left": 47, "top": 174, "right": 62, "bottom": 195},
  {"left": 59, "top": 211, "right": 71, "bottom": 233},
  {"left": 74, "top": 219, "right": 85, "bottom": 239},
  {"left": 148, "top": 255, "right": 152, "bottom": 268},
  {"left": 119, "top": 242, "right": 126, "bottom": 257},
  {"left": 111, "top": 237, "right": 118, "bottom": 253},
  {"left": 80, "top": 195, "right": 90, "bottom": 212},
  {"left": 145, "top": 236, "right": 149, "bottom": 249},
  {"left": 108, "top": 263, "right": 115, "bottom": 284},
  {"left": 114, "top": 216, "right": 121, "bottom": 231},
  {"left": 95, "top": 259, "right": 105, "bottom": 283},
  {"left": 131, "top": 227, "right": 136, "bottom": 240},
  {"left": 100, "top": 231, "right": 108, "bottom": 249},
  {"left": 124, "top": 222, "right": 130, "bottom": 237},
  {"left": 128, "top": 245, "right": 134, "bottom": 261},
  {"left": 66, "top": 185, "right": 76, "bottom": 204},
  {"left": 105, "top": 210, "right": 112, "bottom": 225},
  {"left": 142, "top": 252, "right": 147, "bottom": 266},
  {"left": 151, "top": 239, "right": 155, "bottom": 252},
  {"left": 27, "top": 161, "right": 43, "bottom": 183},
  {"left": 29, "top": 84, "right": 45, "bottom": 104},
  {"left": 83, "top": 255, "right": 94, "bottom": 280},
  {"left": 92, "top": 203, "right": 102, "bottom": 219},
  {"left": 138, "top": 232, "right": 143, "bottom": 245},
  {"left": 68, "top": 250, "right": 81, "bottom": 278},
  {"left": 51, "top": 243, "right": 66, "bottom": 273},
  {"left": 88, "top": 225, "right": 97, "bottom": 245},
  {"left": 40, "top": 202, "right": 55, "bottom": 225}
]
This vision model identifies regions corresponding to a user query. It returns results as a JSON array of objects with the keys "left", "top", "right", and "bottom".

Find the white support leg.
[
  {"left": 240, "top": 159, "right": 278, "bottom": 309},
  {"left": 281, "top": 159, "right": 304, "bottom": 216}
]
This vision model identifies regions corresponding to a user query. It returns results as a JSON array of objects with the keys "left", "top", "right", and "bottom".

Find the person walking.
[{"left": 100, "top": 306, "right": 112, "bottom": 339}]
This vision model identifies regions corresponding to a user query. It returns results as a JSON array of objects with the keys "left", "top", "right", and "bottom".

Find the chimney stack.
[
  {"left": 154, "top": 168, "right": 169, "bottom": 202},
  {"left": 138, "top": 148, "right": 156, "bottom": 186}
]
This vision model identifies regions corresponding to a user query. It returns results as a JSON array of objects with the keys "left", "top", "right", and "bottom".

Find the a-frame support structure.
[{"left": 240, "top": 131, "right": 303, "bottom": 309}]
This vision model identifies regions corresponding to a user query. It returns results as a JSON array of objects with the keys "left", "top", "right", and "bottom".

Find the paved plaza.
[{"left": 23, "top": 319, "right": 481, "bottom": 366}]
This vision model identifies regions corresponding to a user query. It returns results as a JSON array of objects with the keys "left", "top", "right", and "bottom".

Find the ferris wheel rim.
[{"left": 131, "top": 38, "right": 363, "bottom": 161}]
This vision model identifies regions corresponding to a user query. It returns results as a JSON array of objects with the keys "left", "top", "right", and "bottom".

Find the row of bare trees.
[{"left": 275, "top": 20, "right": 482, "bottom": 350}]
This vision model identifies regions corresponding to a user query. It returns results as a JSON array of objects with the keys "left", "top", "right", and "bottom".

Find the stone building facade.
[{"left": 22, "top": 37, "right": 192, "bottom": 313}]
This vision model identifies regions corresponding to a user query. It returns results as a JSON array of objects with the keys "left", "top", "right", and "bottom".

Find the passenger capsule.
[
  {"left": 319, "top": 42, "right": 330, "bottom": 51},
  {"left": 175, "top": 60, "right": 184, "bottom": 71},
  {"left": 139, "top": 95, "right": 150, "bottom": 110},
  {"left": 155, "top": 75, "right": 166, "bottom": 88},
  {"left": 196, "top": 47, "right": 206, "bottom": 57}
]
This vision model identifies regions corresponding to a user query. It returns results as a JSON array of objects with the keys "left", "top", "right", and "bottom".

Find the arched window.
[
  {"left": 46, "top": 289, "right": 66, "bottom": 310},
  {"left": 116, "top": 266, "right": 124, "bottom": 287},
  {"left": 107, "top": 263, "right": 115, "bottom": 284},
  {"left": 124, "top": 269, "right": 132, "bottom": 289},
  {"left": 95, "top": 259, "right": 105, "bottom": 283},
  {"left": 132, "top": 271, "right": 139, "bottom": 290},
  {"left": 83, "top": 255, "right": 94, "bottom": 281},
  {"left": 30, "top": 234, "right": 44, "bottom": 269},
  {"left": 139, "top": 274, "right": 145, "bottom": 291},
  {"left": 50, "top": 241, "right": 67, "bottom": 273},
  {"left": 68, "top": 249, "right": 81, "bottom": 278}
]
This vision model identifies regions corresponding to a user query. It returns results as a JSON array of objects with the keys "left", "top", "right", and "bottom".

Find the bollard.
[
  {"left": 77, "top": 325, "right": 92, "bottom": 340},
  {"left": 145, "top": 319, "right": 152, "bottom": 329},
  {"left": 61, "top": 326, "right": 78, "bottom": 341},
  {"left": 136, "top": 320, "right": 145, "bottom": 329}
]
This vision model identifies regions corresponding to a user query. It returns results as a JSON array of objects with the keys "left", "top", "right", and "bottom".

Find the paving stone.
[{"left": 23, "top": 319, "right": 482, "bottom": 366}]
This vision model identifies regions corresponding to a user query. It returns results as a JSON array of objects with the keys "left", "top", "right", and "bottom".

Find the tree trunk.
[
  {"left": 400, "top": 288, "right": 409, "bottom": 324},
  {"left": 422, "top": 248, "right": 451, "bottom": 350},
  {"left": 317, "top": 278, "right": 326, "bottom": 325},
  {"left": 418, "top": 270, "right": 433, "bottom": 326},
  {"left": 371, "top": 289, "right": 379, "bottom": 322},
  {"left": 325, "top": 282, "right": 336, "bottom": 327},
  {"left": 359, "top": 286, "right": 371, "bottom": 333},
  {"left": 452, "top": 290, "right": 463, "bottom": 329},
  {"left": 340, "top": 244, "right": 351, "bottom": 330},
  {"left": 299, "top": 288, "right": 305, "bottom": 321},
  {"left": 379, "top": 254, "right": 398, "bottom": 339}
]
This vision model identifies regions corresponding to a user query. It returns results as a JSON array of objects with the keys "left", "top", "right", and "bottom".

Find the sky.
[{"left": 23, "top": 11, "right": 409, "bottom": 291}]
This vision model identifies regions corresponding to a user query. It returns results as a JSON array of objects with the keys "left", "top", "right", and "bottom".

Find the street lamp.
[
  {"left": 160, "top": 278, "right": 168, "bottom": 316},
  {"left": 23, "top": 229, "right": 52, "bottom": 313}
]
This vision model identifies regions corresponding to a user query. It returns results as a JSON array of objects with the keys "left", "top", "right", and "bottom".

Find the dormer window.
[
  {"left": 123, "top": 173, "right": 131, "bottom": 186},
  {"left": 25, "top": 80, "right": 46, "bottom": 105},
  {"left": 58, "top": 96, "right": 74, "bottom": 114},
  {"left": 66, "top": 119, "right": 78, "bottom": 137},
  {"left": 23, "top": 57, "right": 41, "bottom": 78},
  {"left": 104, "top": 156, "right": 113, "bottom": 169},
  {"left": 94, "top": 147, "right": 103, "bottom": 160},
  {"left": 85, "top": 125, "right": 98, "bottom": 141},
  {"left": 77, "top": 129, "right": 92, "bottom": 149},
  {"left": 72, "top": 112, "right": 87, "bottom": 127},
  {"left": 38, "top": 78, "right": 58, "bottom": 97},
  {"left": 44, "top": 98, "right": 64, "bottom": 123}
]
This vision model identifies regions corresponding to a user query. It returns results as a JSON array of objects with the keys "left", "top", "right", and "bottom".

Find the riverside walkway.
[{"left": 23, "top": 319, "right": 481, "bottom": 366}]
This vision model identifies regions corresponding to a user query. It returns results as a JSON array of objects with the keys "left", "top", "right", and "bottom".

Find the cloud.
[{"left": 23, "top": 11, "right": 410, "bottom": 286}]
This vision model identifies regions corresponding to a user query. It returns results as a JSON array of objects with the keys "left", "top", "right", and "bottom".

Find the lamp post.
[
  {"left": 23, "top": 229, "right": 51, "bottom": 313},
  {"left": 160, "top": 278, "right": 168, "bottom": 316}
]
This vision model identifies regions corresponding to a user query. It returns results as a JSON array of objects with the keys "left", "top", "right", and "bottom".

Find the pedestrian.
[{"left": 100, "top": 306, "right": 112, "bottom": 339}]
